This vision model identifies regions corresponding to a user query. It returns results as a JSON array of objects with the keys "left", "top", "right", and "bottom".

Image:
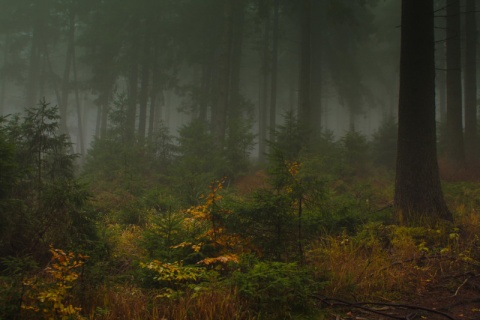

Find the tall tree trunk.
[
  {"left": 437, "top": 61, "right": 447, "bottom": 123},
  {"left": 298, "top": 0, "right": 312, "bottom": 135},
  {"left": 72, "top": 40, "right": 85, "bottom": 156},
  {"left": 99, "top": 93, "right": 110, "bottom": 139},
  {"left": 0, "top": 34, "right": 9, "bottom": 114},
  {"left": 464, "top": 0, "right": 478, "bottom": 164},
  {"left": 227, "top": 0, "right": 246, "bottom": 161},
  {"left": 148, "top": 42, "right": 162, "bottom": 137},
  {"left": 310, "top": 0, "right": 323, "bottom": 139},
  {"left": 59, "top": 10, "right": 75, "bottom": 135},
  {"left": 212, "top": 0, "right": 234, "bottom": 148},
  {"left": 45, "top": 46, "right": 62, "bottom": 113},
  {"left": 126, "top": 18, "right": 140, "bottom": 143},
  {"left": 445, "top": 0, "right": 466, "bottom": 168},
  {"left": 258, "top": 10, "right": 270, "bottom": 162},
  {"left": 228, "top": 0, "right": 245, "bottom": 122},
  {"left": 138, "top": 20, "right": 152, "bottom": 142},
  {"left": 269, "top": 0, "right": 279, "bottom": 144},
  {"left": 394, "top": 0, "right": 452, "bottom": 224},
  {"left": 199, "top": 56, "right": 213, "bottom": 122},
  {"left": 26, "top": 19, "right": 43, "bottom": 108}
]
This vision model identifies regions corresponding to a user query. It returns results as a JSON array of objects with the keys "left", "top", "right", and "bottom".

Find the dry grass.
[
  {"left": 306, "top": 227, "right": 453, "bottom": 301},
  {"left": 80, "top": 284, "right": 255, "bottom": 320}
]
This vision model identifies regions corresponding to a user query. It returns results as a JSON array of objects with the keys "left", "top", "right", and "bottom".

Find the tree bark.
[
  {"left": 445, "top": 0, "right": 466, "bottom": 168},
  {"left": 394, "top": 0, "right": 452, "bottom": 224},
  {"left": 464, "top": 0, "right": 478, "bottom": 164}
]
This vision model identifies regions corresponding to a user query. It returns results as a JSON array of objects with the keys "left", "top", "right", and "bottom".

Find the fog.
[{"left": 0, "top": 0, "right": 409, "bottom": 158}]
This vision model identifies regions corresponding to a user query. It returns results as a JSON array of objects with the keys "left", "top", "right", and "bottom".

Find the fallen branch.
[{"left": 313, "top": 296, "right": 456, "bottom": 320}]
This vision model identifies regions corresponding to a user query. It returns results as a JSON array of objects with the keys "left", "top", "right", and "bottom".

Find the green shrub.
[
  {"left": 232, "top": 260, "right": 317, "bottom": 318},
  {"left": 340, "top": 127, "right": 370, "bottom": 176},
  {"left": 372, "top": 116, "right": 397, "bottom": 169}
]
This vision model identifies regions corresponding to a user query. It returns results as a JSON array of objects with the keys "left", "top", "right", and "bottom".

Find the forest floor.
[{"left": 323, "top": 264, "right": 480, "bottom": 320}]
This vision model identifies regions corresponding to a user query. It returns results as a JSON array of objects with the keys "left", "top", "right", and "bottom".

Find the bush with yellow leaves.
[{"left": 21, "top": 246, "right": 88, "bottom": 320}]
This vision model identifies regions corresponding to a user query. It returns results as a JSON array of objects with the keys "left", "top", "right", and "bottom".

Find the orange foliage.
[{"left": 182, "top": 179, "right": 248, "bottom": 267}]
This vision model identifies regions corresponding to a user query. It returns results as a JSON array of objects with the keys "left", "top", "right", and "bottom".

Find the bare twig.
[{"left": 452, "top": 275, "right": 471, "bottom": 296}]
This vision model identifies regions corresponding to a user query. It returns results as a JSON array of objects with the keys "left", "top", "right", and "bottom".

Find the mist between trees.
[{"left": 1, "top": 0, "right": 480, "bottom": 319}]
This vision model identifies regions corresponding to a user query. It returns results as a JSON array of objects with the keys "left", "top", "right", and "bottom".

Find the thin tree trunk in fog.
[
  {"left": 212, "top": 0, "right": 234, "bottom": 147},
  {"left": 148, "top": 91, "right": 157, "bottom": 137},
  {"left": 310, "top": 0, "right": 323, "bottom": 139},
  {"left": 126, "top": 65, "right": 139, "bottom": 142},
  {"left": 99, "top": 94, "right": 109, "bottom": 139},
  {"left": 228, "top": 0, "right": 245, "bottom": 121},
  {"left": 199, "top": 57, "right": 212, "bottom": 122},
  {"left": 126, "top": 19, "right": 140, "bottom": 143},
  {"left": 268, "top": 0, "right": 279, "bottom": 145},
  {"left": 45, "top": 47, "right": 62, "bottom": 114},
  {"left": 59, "top": 11, "right": 75, "bottom": 135},
  {"left": 445, "top": 0, "right": 466, "bottom": 168},
  {"left": 227, "top": 0, "right": 246, "bottom": 159},
  {"left": 148, "top": 77, "right": 162, "bottom": 136},
  {"left": 394, "top": 0, "right": 451, "bottom": 224},
  {"left": 148, "top": 42, "right": 161, "bottom": 137},
  {"left": 26, "top": 16, "right": 43, "bottom": 108},
  {"left": 298, "top": 0, "right": 312, "bottom": 135},
  {"left": 0, "top": 35, "right": 8, "bottom": 114},
  {"left": 138, "top": 20, "right": 152, "bottom": 142},
  {"left": 72, "top": 41, "right": 85, "bottom": 156},
  {"left": 258, "top": 10, "right": 270, "bottom": 162},
  {"left": 464, "top": 0, "right": 478, "bottom": 164}
]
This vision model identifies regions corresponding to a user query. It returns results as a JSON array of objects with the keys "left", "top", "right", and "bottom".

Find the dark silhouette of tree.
[
  {"left": 394, "top": 0, "right": 452, "bottom": 224},
  {"left": 445, "top": 0, "right": 465, "bottom": 168},
  {"left": 464, "top": 0, "right": 478, "bottom": 164},
  {"left": 297, "top": 0, "right": 312, "bottom": 136}
]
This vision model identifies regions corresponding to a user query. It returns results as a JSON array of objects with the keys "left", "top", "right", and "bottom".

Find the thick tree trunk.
[
  {"left": 394, "top": 0, "right": 452, "bottom": 224},
  {"left": 464, "top": 0, "right": 478, "bottom": 164},
  {"left": 445, "top": 0, "right": 466, "bottom": 168}
]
